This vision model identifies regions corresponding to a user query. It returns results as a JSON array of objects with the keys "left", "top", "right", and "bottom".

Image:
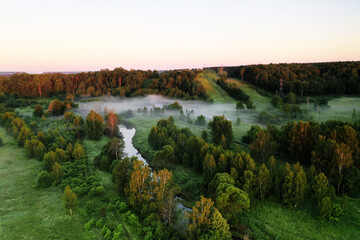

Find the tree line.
[
  {"left": 0, "top": 68, "right": 208, "bottom": 100},
  {"left": 214, "top": 61, "right": 360, "bottom": 95}
]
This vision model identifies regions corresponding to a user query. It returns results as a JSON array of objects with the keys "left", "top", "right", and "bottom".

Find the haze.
[{"left": 1, "top": 0, "right": 360, "bottom": 73}]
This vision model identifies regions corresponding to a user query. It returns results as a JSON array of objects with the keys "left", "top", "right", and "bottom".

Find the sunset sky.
[{"left": 1, "top": 0, "right": 360, "bottom": 73}]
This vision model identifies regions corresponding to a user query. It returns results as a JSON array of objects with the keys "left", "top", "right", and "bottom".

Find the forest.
[
  {"left": 0, "top": 65, "right": 359, "bottom": 240},
  {"left": 216, "top": 61, "right": 360, "bottom": 95}
]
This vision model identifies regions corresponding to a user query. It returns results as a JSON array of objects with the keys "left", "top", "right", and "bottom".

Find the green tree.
[
  {"left": 153, "top": 145, "right": 175, "bottom": 168},
  {"left": 246, "top": 98, "right": 255, "bottom": 109},
  {"left": 236, "top": 101, "right": 244, "bottom": 110},
  {"left": 352, "top": 109, "right": 356, "bottom": 119},
  {"left": 201, "top": 130, "right": 208, "bottom": 142},
  {"left": 243, "top": 170, "right": 256, "bottom": 198},
  {"left": 208, "top": 116, "right": 233, "bottom": 148},
  {"left": 249, "top": 129, "right": 277, "bottom": 163},
  {"left": 203, "top": 153, "right": 217, "bottom": 186},
  {"left": 236, "top": 117, "right": 241, "bottom": 126},
  {"left": 33, "top": 104, "right": 43, "bottom": 117},
  {"left": 36, "top": 171, "right": 53, "bottom": 188},
  {"left": 113, "top": 156, "right": 135, "bottom": 194},
  {"left": 43, "top": 151, "right": 56, "bottom": 171},
  {"left": 63, "top": 185, "right": 78, "bottom": 215},
  {"left": 51, "top": 162, "right": 63, "bottom": 184},
  {"left": 85, "top": 110, "right": 104, "bottom": 140},
  {"left": 187, "top": 196, "right": 232, "bottom": 240},
  {"left": 72, "top": 143, "right": 86, "bottom": 159},
  {"left": 313, "top": 172, "right": 329, "bottom": 206},
  {"left": 257, "top": 163, "right": 271, "bottom": 198}
]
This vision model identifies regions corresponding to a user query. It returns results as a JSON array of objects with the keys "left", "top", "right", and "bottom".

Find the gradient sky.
[{"left": 1, "top": 0, "right": 360, "bottom": 73}]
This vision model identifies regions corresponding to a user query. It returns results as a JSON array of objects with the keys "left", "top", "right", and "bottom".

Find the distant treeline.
[
  {"left": 211, "top": 61, "right": 360, "bottom": 96},
  {"left": 0, "top": 68, "right": 208, "bottom": 100}
]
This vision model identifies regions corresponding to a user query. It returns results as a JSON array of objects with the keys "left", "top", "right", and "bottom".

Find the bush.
[
  {"left": 96, "top": 219, "right": 104, "bottom": 229},
  {"left": 0, "top": 137, "right": 3, "bottom": 146},
  {"left": 36, "top": 171, "right": 53, "bottom": 188},
  {"left": 84, "top": 219, "right": 94, "bottom": 230},
  {"left": 33, "top": 104, "right": 44, "bottom": 117},
  {"left": 89, "top": 186, "right": 105, "bottom": 197}
]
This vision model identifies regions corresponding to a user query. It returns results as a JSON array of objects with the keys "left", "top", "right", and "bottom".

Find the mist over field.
[{"left": 75, "top": 95, "right": 246, "bottom": 121}]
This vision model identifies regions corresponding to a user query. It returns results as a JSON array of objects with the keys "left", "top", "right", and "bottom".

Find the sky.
[{"left": 1, "top": 0, "right": 360, "bottom": 73}]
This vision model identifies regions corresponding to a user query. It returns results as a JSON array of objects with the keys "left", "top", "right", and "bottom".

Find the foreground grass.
[
  {"left": 241, "top": 198, "right": 360, "bottom": 240},
  {"left": 0, "top": 127, "right": 92, "bottom": 240}
]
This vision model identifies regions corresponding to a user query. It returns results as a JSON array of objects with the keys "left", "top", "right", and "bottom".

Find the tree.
[
  {"left": 85, "top": 110, "right": 104, "bottom": 140},
  {"left": 127, "top": 159, "right": 151, "bottom": 209},
  {"left": 106, "top": 137, "right": 124, "bottom": 160},
  {"left": 313, "top": 172, "right": 329, "bottom": 206},
  {"left": 286, "top": 92, "right": 296, "bottom": 104},
  {"left": 215, "top": 182, "right": 250, "bottom": 220},
  {"left": 43, "top": 151, "right": 57, "bottom": 171},
  {"left": 257, "top": 163, "right": 271, "bottom": 198},
  {"left": 249, "top": 129, "right": 277, "bottom": 163},
  {"left": 203, "top": 153, "right": 217, "bottom": 186},
  {"left": 201, "top": 130, "right": 208, "bottom": 142},
  {"left": 236, "top": 117, "right": 241, "bottom": 126},
  {"left": 352, "top": 109, "right": 356, "bottom": 119},
  {"left": 187, "top": 196, "right": 231, "bottom": 240},
  {"left": 72, "top": 143, "right": 86, "bottom": 159},
  {"left": 236, "top": 101, "right": 244, "bottom": 110},
  {"left": 246, "top": 98, "right": 255, "bottom": 109},
  {"left": 63, "top": 185, "right": 78, "bottom": 215},
  {"left": 243, "top": 170, "right": 256, "bottom": 198},
  {"left": 33, "top": 104, "right": 43, "bottom": 117},
  {"left": 153, "top": 145, "right": 175, "bottom": 169},
  {"left": 113, "top": 156, "right": 135, "bottom": 194},
  {"left": 195, "top": 115, "right": 206, "bottom": 126},
  {"left": 208, "top": 116, "right": 233, "bottom": 148},
  {"left": 106, "top": 111, "right": 119, "bottom": 137},
  {"left": 36, "top": 171, "right": 53, "bottom": 188},
  {"left": 335, "top": 142, "right": 353, "bottom": 193},
  {"left": 282, "top": 162, "right": 307, "bottom": 207},
  {"left": 48, "top": 99, "right": 65, "bottom": 116},
  {"left": 35, "top": 141, "right": 46, "bottom": 160},
  {"left": 51, "top": 162, "right": 63, "bottom": 184}
]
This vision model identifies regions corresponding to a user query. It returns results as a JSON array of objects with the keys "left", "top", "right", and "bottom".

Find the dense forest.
[
  {"left": 0, "top": 68, "right": 207, "bottom": 100},
  {"left": 215, "top": 61, "right": 360, "bottom": 95}
]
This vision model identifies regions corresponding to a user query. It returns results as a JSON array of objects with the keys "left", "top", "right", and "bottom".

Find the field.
[
  {"left": 241, "top": 198, "right": 360, "bottom": 240},
  {"left": 197, "top": 70, "right": 235, "bottom": 103},
  {"left": 0, "top": 127, "right": 92, "bottom": 240}
]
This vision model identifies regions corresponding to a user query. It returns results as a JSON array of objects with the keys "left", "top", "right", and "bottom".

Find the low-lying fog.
[{"left": 74, "top": 95, "right": 255, "bottom": 122}]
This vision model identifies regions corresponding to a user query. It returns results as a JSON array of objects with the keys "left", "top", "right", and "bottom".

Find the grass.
[
  {"left": 197, "top": 70, "right": 235, "bottom": 103},
  {"left": 0, "top": 127, "right": 93, "bottom": 240},
  {"left": 241, "top": 198, "right": 360, "bottom": 240},
  {"left": 227, "top": 78, "right": 273, "bottom": 112},
  {"left": 302, "top": 96, "right": 360, "bottom": 122}
]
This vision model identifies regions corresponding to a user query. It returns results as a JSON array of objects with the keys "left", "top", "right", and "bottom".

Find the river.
[{"left": 118, "top": 124, "right": 191, "bottom": 232}]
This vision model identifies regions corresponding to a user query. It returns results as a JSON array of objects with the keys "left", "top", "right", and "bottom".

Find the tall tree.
[
  {"left": 85, "top": 110, "right": 104, "bottom": 140},
  {"left": 208, "top": 116, "right": 233, "bottom": 149},
  {"left": 63, "top": 185, "right": 78, "bottom": 215},
  {"left": 249, "top": 129, "right": 277, "bottom": 163},
  {"left": 127, "top": 159, "right": 151, "bottom": 209}
]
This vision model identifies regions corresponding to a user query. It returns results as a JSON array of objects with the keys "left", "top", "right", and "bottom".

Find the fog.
[{"left": 74, "top": 95, "right": 255, "bottom": 123}]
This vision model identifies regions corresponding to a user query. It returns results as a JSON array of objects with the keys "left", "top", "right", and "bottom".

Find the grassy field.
[
  {"left": 241, "top": 198, "right": 360, "bottom": 240},
  {"left": 302, "top": 96, "right": 360, "bottom": 122},
  {"left": 227, "top": 78, "right": 273, "bottom": 112},
  {"left": 197, "top": 70, "right": 235, "bottom": 103},
  {"left": 0, "top": 127, "right": 93, "bottom": 240}
]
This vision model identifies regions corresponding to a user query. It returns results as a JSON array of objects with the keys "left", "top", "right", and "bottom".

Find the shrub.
[
  {"left": 33, "top": 104, "right": 44, "bottom": 117},
  {"left": 36, "top": 171, "right": 53, "bottom": 188},
  {"left": 96, "top": 219, "right": 104, "bottom": 229},
  {"left": 84, "top": 219, "right": 94, "bottom": 230}
]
